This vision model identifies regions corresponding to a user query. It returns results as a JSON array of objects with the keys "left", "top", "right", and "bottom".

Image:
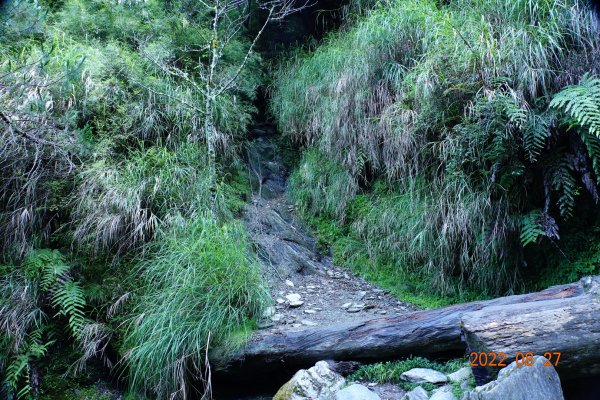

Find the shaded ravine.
[
  {"left": 244, "top": 124, "right": 419, "bottom": 334},
  {"left": 212, "top": 124, "right": 419, "bottom": 398}
]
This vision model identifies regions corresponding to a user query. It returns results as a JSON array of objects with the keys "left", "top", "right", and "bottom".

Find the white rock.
[
  {"left": 285, "top": 279, "right": 295, "bottom": 287},
  {"left": 401, "top": 386, "right": 429, "bottom": 400},
  {"left": 271, "top": 313, "right": 283, "bottom": 322},
  {"left": 430, "top": 385, "right": 456, "bottom": 400},
  {"left": 342, "top": 302, "right": 352, "bottom": 309},
  {"left": 304, "top": 309, "right": 317, "bottom": 314},
  {"left": 263, "top": 306, "right": 276, "bottom": 318},
  {"left": 462, "top": 356, "right": 564, "bottom": 400},
  {"left": 334, "top": 384, "right": 381, "bottom": 400},
  {"left": 356, "top": 291, "right": 367, "bottom": 300},
  {"left": 277, "top": 298, "right": 286, "bottom": 304},
  {"left": 447, "top": 367, "right": 472, "bottom": 383},
  {"left": 289, "top": 300, "right": 304, "bottom": 308},
  {"left": 286, "top": 293, "right": 302, "bottom": 302},
  {"left": 273, "top": 361, "right": 345, "bottom": 400},
  {"left": 401, "top": 368, "right": 448, "bottom": 384},
  {"left": 301, "top": 320, "right": 318, "bottom": 326}
]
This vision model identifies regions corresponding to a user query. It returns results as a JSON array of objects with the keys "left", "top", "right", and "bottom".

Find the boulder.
[
  {"left": 401, "top": 368, "right": 448, "bottom": 384},
  {"left": 401, "top": 386, "right": 429, "bottom": 400},
  {"left": 447, "top": 367, "right": 472, "bottom": 383},
  {"left": 462, "top": 356, "right": 564, "bottom": 400},
  {"left": 273, "top": 361, "right": 346, "bottom": 400},
  {"left": 430, "top": 385, "right": 456, "bottom": 400},
  {"left": 334, "top": 384, "right": 381, "bottom": 400}
]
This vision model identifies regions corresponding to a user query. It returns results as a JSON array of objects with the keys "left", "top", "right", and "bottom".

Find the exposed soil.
[{"left": 244, "top": 125, "right": 419, "bottom": 337}]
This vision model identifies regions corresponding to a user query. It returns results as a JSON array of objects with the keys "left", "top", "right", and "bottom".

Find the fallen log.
[
  {"left": 213, "top": 276, "right": 599, "bottom": 381},
  {"left": 462, "top": 275, "right": 600, "bottom": 380}
]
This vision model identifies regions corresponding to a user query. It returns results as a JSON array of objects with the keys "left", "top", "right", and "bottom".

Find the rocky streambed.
[{"left": 243, "top": 124, "right": 418, "bottom": 334}]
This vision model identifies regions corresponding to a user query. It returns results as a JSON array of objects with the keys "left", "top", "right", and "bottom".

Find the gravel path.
[{"left": 244, "top": 127, "right": 419, "bottom": 336}]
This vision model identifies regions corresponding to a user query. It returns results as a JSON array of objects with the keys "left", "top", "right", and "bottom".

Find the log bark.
[
  {"left": 214, "top": 276, "right": 599, "bottom": 381},
  {"left": 462, "top": 276, "right": 600, "bottom": 380}
]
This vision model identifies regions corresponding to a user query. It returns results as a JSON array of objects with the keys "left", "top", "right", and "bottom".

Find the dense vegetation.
[
  {"left": 272, "top": 0, "right": 600, "bottom": 301},
  {"left": 1, "top": 0, "right": 599, "bottom": 398},
  {"left": 0, "top": 0, "right": 267, "bottom": 398}
]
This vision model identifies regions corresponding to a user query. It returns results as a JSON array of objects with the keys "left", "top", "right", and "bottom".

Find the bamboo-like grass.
[
  {"left": 122, "top": 215, "right": 268, "bottom": 399},
  {"left": 273, "top": 0, "right": 600, "bottom": 294}
]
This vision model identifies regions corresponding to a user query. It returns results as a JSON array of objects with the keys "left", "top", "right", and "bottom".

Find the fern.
[
  {"left": 22, "top": 250, "right": 88, "bottom": 339},
  {"left": 520, "top": 210, "right": 546, "bottom": 246},
  {"left": 523, "top": 114, "right": 552, "bottom": 162},
  {"left": 551, "top": 160, "right": 578, "bottom": 219},
  {"left": 579, "top": 130, "right": 600, "bottom": 183},
  {"left": 3, "top": 328, "right": 54, "bottom": 400},
  {"left": 550, "top": 73, "right": 600, "bottom": 138},
  {"left": 52, "top": 280, "right": 87, "bottom": 339}
]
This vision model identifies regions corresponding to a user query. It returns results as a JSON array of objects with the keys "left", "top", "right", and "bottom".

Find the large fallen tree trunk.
[
  {"left": 214, "top": 276, "right": 600, "bottom": 381},
  {"left": 462, "top": 275, "right": 600, "bottom": 380}
]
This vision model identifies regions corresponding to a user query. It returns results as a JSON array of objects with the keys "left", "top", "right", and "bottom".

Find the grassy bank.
[{"left": 273, "top": 0, "right": 600, "bottom": 299}]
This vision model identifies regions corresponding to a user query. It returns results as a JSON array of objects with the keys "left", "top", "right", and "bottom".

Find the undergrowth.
[
  {"left": 349, "top": 356, "right": 472, "bottom": 396},
  {"left": 275, "top": 0, "right": 600, "bottom": 296}
]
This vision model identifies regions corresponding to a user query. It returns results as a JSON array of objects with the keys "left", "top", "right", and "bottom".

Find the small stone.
[
  {"left": 262, "top": 306, "right": 276, "bottom": 318},
  {"left": 356, "top": 291, "right": 367, "bottom": 300},
  {"left": 304, "top": 309, "right": 317, "bottom": 314},
  {"left": 286, "top": 293, "right": 301, "bottom": 302},
  {"left": 334, "top": 384, "right": 381, "bottom": 400},
  {"left": 314, "top": 307, "right": 323, "bottom": 311},
  {"left": 276, "top": 298, "right": 286, "bottom": 304},
  {"left": 346, "top": 306, "right": 363, "bottom": 313},
  {"left": 307, "top": 285, "right": 316, "bottom": 289},
  {"left": 460, "top": 380, "right": 470, "bottom": 391},
  {"left": 401, "top": 368, "right": 448, "bottom": 384},
  {"left": 289, "top": 300, "right": 304, "bottom": 308},
  {"left": 291, "top": 323, "right": 302, "bottom": 328},
  {"left": 448, "top": 367, "right": 472, "bottom": 383},
  {"left": 344, "top": 273, "right": 350, "bottom": 279},
  {"left": 379, "top": 310, "right": 388, "bottom": 315},
  {"left": 401, "top": 387, "right": 429, "bottom": 400},
  {"left": 285, "top": 279, "right": 295, "bottom": 287},
  {"left": 301, "top": 320, "right": 318, "bottom": 326},
  {"left": 257, "top": 321, "right": 274, "bottom": 329},
  {"left": 271, "top": 313, "right": 283, "bottom": 322},
  {"left": 368, "top": 383, "right": 378, "bottom": 387},
  {"left": 430, "top": 385, "right": 456, "bottom": 400},
  {"left": 342, "top": 302, "right": 352, "bottom": 309}
]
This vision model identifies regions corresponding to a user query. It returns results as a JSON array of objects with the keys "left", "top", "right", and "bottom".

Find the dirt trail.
[{"left": 244, "top": 125, "right": 419, "bottom": 336}]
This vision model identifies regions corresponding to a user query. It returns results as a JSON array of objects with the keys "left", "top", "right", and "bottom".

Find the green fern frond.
[
  {"left": 22, "top": 249, "right": 88, "bottom": 340},
  {"left": 552, "top": 161, "right": 578, "bottom": 219},
  {"left": 550, "top": 73, "right": 600, "bottom": 138},
  {"left": 520, "top": 210, "right": 546, "bottom": 246},
  {"left": 523, "top": 114, "right": 551, "bottom": 162},
  {"left": 579, "top": 130, "right": 600, "bottom": 182},
  {"left": 51, "top": 280, "right": 88, "bottom": 339}
]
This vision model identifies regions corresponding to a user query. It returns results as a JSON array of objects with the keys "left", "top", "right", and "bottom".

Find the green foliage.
[
  {"left": 3, "top": 328, "right": 54, "bottom": 400},
  {"left": 349, "top": 356, "right": 469, "bottom": 392},
  {"left": 1, "top": 1, "right": 268, "bottom": 397},
  {"left": 123, "top": 215, "right": 268, "bottom": 398},
  {"left": 288, "top": 148, "right": 358, "bottom": 220},
  {"left": 551, "top": 74, "right": 600, "bottom": 138},
  {"left": 274, "top": 0, "right": 600, "bottom": 295},
  {"left": 520, "top": 210, "right": 546, "bottom": 246}
]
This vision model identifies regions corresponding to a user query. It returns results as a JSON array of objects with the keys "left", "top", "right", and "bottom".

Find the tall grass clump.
[
  {"left": 273, "top": 0, "right": 600, "bottom": 295},
  {"left": 1, "top": 0, "right": 268, "bottom": 397},
  {"left": 123, "top": 215, "right": 268, "bottom": 399}
]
